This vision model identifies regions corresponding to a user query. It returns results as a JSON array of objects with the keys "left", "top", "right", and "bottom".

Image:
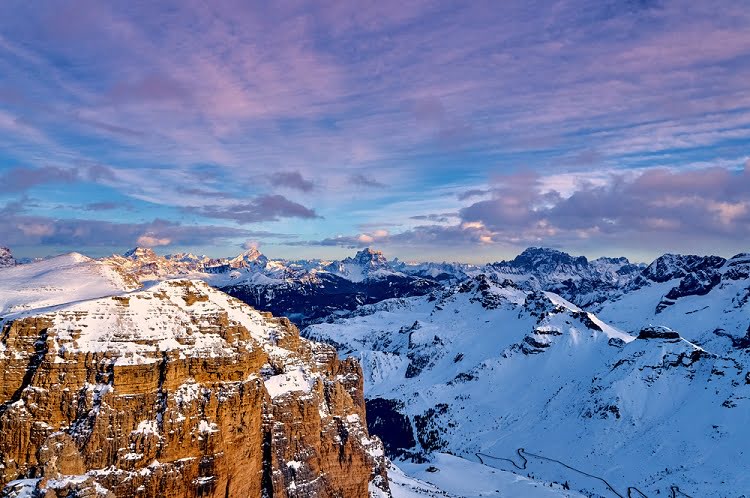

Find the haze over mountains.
[{"left": 1, "top": 244, "right": 748, "bottom": 496}]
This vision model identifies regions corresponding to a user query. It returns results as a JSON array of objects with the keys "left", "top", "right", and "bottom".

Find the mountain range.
[{"left": 1, "top": 245, "right": 748, "bottom": 497}]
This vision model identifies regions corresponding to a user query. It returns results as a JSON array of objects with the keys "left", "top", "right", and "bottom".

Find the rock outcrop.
[
  {"left": 0, "top": 280, "right": 389, "bottom": 497},
  {"left": 0, "top": 248, "right": 14, "bottom": 269}
]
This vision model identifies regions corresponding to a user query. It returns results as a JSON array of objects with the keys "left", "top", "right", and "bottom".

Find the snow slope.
[
  {"left": 0, "top": 253, "right": 136, "bottom": 318},
  {"left": 305, "top": 274, "right": 750, "bottom": 497},
  {"left": 2, "top": 279, "right": 295, "bottom": 365},
  {"left": 596, "top": 252, "right": 750, "bottom": 353},
  {"left": 389, "top": 454, "right": 582, "bottom": 498}
]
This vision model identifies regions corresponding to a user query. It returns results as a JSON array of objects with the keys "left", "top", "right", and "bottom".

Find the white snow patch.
[{"left": 264, "top": 368, "right": 313, "bottom": 399}]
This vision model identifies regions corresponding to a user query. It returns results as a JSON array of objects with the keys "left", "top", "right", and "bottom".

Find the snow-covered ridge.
[
  {"left": 2, "top": 279, "right": 290, "bottom": 366},
  {"left": 483, "top": 247, "right": 645, "bottom": 306},
  {"left": 0, "top": 253, "right": 137, "bottom": 318}
]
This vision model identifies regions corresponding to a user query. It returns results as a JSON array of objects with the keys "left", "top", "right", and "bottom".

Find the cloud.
[
  {"left": 270, "top": 171, "right": 314, "bottom": 192},
  {"left": 108, "top": 73, "right": 189, "bottom": 103},
  {"left": 410, "top": 213, "right": 456, "bottom": 223},
  {"left": 0, "top": 166, "right": 78, "bottom": 192},
  {"left": 457, "top": 189, "right": 489, "bottom": 201},
  {"left": 295, "top": 165, "right": 750, "bottom": 254},
  {"left": 136, "top": 234, "right": 171, "bottom": 247},
  {"left": 190, "top": 195, "right": 320, "bottom": 223},
  {"left": 349, "top": 173, "right": 387, "bottom": 188},
  {"left": 84, "top": 201, "right": 123, "bottom": 211},
  {"left": 458, "top": 166, "right": 750, "bottom": 248},
  {"left": 242, "top": 239, "right": 260, "bottom": 251},
  {"left": 0, "top": 164, "right": 115, "bottom": 192},
  {"left": 0, "top": 215, "right": 255, "bottom": 249},
  {"left": 297, "top": 222, "right": 493, "bottom": 248},
  {"left": 292, "top": 229, "right": 390, "bottom": 248},
  {"left": 0, "top": 197, "right": 29, "bottom": 216},
  {"left": 2, "top": 1, "right": 750, "bottom": 259},
  {"left": 176, "top": 187, "right": 235, "bottom": 199}
]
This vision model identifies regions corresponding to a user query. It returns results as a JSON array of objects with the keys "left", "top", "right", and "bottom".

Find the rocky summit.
[{"left": 0, "top": 279, "right": 389, "bottom": 498}]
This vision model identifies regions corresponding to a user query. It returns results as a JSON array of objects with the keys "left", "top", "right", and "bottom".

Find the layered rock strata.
[{"left": 0, "top": 280, "right": 389, "bottom": 497}]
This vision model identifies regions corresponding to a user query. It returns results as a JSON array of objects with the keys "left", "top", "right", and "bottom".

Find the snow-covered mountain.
[
  {"left": 391, "top": 259, "right": 475, "bottom": 282},
  {"left": 485, "top": 247, "right": 645, "bottom": 307},
  {"left": 0, "top": 247, "right": 14, "bottom": 269},
  {"left": 0, "top": 249, "right": 580, "bottom": 498},
  {"left": 304, "top": 273, "right": 750, "bottom": 497},
  {"left": 0, "top": 273, "right": 391, "bottom": 497},
  {"left": 0, "top": 252, "right": 137, "bottom": 316},
  {"left": 3, "top": 244, "right": 748, "bottom": 496},
  {"left": 94, "top": 245, "right": 651, "bottom": 325},
  {"left": 595, "top": 252, "right": 750, "bottom": 352},
  {"left": 98, "top": 247, "right": 442, "bottom": 325},
  {"left": 94, "top": 245, "right": 650, "bottom": 325},
  {"left": 323, "top": 248, "right": 393, "bottom": 282},
  {"left": 228, "top": 246, "right": 268, "bottom": 269},
  {"left": 102, "top": 246, "right": 210, "bottom": 281}
]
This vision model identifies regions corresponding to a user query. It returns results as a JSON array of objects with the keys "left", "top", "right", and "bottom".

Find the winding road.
[{"left": 475, "top": 448, "right": 693, "bottom": 498}]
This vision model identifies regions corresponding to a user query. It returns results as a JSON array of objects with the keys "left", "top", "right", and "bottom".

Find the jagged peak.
[
  {"left": 165, "top": 252, "right": 203, "bottom": 262},
  {"left": 229, "top": 247, "right": 268, "bottom": 268},
  {"left": 593, "top": 256, "right": 631, "bottom": 265},
  {"left": 643, "top": 253, "right": 726, "bottom": 283},
  {"left": 510, "top": 247, "right": 588, "bottom": 268},
  {"left": 123, "top": 247, "right": 159, "bottom": 260},
  {"left": 345, "top": 247, "right": 388, "bottom": 267}
]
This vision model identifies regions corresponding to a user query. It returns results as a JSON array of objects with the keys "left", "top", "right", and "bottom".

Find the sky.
[{"left": 1, "top": 0, "right": 749, "bottom": 263}]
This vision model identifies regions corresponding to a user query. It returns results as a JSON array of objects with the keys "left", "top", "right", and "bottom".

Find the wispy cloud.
[
  {"left": 349, "top": 173, "right": 387, "bottom": 188},
  {"left": 187, "top": 195, "right": 320, "bottom": 223},
  {"left": 270, "top": 171, "right": 315, "bottom": 192},
  {"left": 1, "top": 0, "right": 749, "bottom": 258},
  {"left": 300, "top": 165, "right": 750, "bottom": 258},
  {"left": 0, "top": 164, "right": 112, "bottom": 192},
  {"left": 0, "top": 213, "right": 256, "bottom": 250}
]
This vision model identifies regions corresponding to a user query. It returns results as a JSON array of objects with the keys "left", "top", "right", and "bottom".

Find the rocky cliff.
[{"left": 0, "top": 279, "right": 389, "bottom": 497}]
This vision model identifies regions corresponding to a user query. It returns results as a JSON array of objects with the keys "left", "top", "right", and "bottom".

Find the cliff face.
[{"left": 0, "top": 280, "right": 389, "bottom": 498}]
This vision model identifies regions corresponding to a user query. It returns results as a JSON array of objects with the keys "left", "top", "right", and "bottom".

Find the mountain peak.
[
  {"left": 165, "top": 252, "right": 202, "bottom": 262},
  {"left": 230, "top": 247, "right": 268, "bottom": 268},
  {"left": 643, "top": 253, "right": 726, "bottom": 283},
  {"left": 349, "top": 247, "right": 388, "bottom": 267},
  {"left": 123, "top": 247, "right": 158, "bottom": 260},
  {"left": 511, "top": 247, "right": 588, "bottom": 269}
]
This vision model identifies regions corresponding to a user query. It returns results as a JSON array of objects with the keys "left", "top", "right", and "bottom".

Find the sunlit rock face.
[{"left": 0, "top": 280, "right": 389, "bottom": 498}]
